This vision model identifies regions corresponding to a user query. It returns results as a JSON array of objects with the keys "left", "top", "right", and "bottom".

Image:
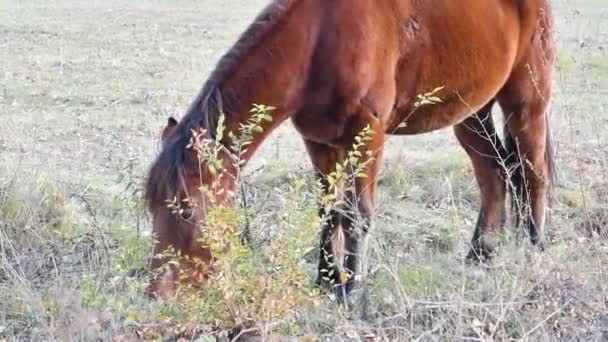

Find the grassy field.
[{"left": 1, "top": 0, "right": 607, "bottom": 340}]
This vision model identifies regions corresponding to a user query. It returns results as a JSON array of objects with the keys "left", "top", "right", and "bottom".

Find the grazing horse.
[{"left": 145, "top": 0, "right": 555, "bottom": 300}]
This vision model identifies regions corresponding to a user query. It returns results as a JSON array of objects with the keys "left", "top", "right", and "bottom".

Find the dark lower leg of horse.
[
  {"left": 528, "top": 192, "right": 547, "bottom": 248},
  {"left": 501, "top": 121, "right": 549, "bottom": 248},
  {"left": 338, "top": 139, "right": 382, "bottom": 303},
  {"left": 454, "top": 108, "right": 508, "bottom": 263},
  {"left": 316, "top": 187, "right": 373, "bottom": 304},
  {"left": 342, "top": 201, "right": 371, "bottom": 296},
  {"left": 303, "top": 140, "right": 347, "bottom": 289},
  {"left": 315, "top": 200, "right": 368, "bottom": 302},
  {"left": 322, "top": 188, "right": 373, "bottom": 305},
  {"left": 512, "top": 174, "right": 548, "bottom": 248},
  {"left": 316, "top": 226, "right": 332, "bottom": 286},
  {"left": 466, "top": 209, "right": 505, "bottom": 262},
  {"left": 146, "top": 254, "right": 176, "bottom": 299},
  {"left": 305, "top": 107, "right": 384, "bottom": 303},
  {"left": 316, "top": 208, "right": 343, "bottom": 288}
]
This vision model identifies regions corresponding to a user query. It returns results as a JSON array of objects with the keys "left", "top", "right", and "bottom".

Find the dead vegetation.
[{"left": 1, "top": 0, "right": 608, "bottom": 340}]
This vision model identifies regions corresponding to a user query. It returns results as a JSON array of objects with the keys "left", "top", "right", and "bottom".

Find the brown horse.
[{"left": 145, "top": 0, "right": 555, "bottom": 300}]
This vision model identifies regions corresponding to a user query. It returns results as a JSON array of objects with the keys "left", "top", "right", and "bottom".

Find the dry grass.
[{"left": 1, "top": 0, "right": 608, "bottom": 340}]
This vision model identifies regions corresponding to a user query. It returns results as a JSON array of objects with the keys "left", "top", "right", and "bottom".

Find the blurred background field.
[{"left": 0, "top": 0, "right": 607, "bottom": 340}]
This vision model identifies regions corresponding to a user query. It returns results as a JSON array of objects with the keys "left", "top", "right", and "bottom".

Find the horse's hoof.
[
  {"left": 531, "top": 237, "right": 546, "bottom": 251},
  {"left": 537, "top": 241, "right": 546, "bottom": 252},
  {"left": 144, "top": 285, "right": 158, "bottom": 299},
  {"left": 333, "top": 277, "right": 363, "bottom": 306},
  {"left": 315, "top": 274, "right": 335, "bottom": 291},
  {"left": 334, "top": 283, "right": 349, "bottom": 304},
  {"left": 465, "top": 247, "right": 493, "bottom": 264}
]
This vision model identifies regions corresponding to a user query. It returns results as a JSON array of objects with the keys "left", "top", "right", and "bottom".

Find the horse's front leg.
[
  {"left": 340, "top": 110, "right": 384, "bottom": 300},
  {"left": 146, "top": 252, "right": 177, "bottom": 299},
  {"left": 303, "top": 140, "right": 346, "bottom": 290},
  {"left": 304, "top": 107, "right": 384, "bottom": 303}
]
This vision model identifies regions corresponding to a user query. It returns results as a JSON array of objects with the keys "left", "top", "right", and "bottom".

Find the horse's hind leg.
[
  {"left": 498, "top": 56, "right": 553, "bottom": 247},
  {"left": 454, "top": 102, "right": 508, "bottom": 262}
]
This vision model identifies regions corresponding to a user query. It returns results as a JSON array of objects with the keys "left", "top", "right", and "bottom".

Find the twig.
[
  {"left": 239, "top": 181, "right": 253, "bottom": 247},
  {"left": 230, "top": 320, "right": 286, "bottom": 342},
  {"left": 521, "top": 299, "right": 573, "bottom": 339},
  {"left": 69, "top": 193, "right": 112, "bottom": 261}
]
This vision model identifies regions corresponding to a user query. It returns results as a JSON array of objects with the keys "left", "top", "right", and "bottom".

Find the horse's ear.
[
  {"left": 161, "top": 117, "right": 178, "bottom": 144},
  {"left": 167, "top": 117, "right": 178, "bottom": 128}
]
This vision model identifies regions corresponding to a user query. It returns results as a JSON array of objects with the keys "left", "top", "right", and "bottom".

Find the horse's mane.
[{"left": 145, "top": 0, "right": 298, "bottom": 209}]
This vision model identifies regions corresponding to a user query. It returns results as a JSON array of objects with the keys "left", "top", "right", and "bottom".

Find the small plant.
[
  {"left": 414, "top": 86, "right": 445, "bottom": 108},
  {"left": 316, "top": 125, "right": 377, "bottom": 287},
  {"left": 117, "top": 158, "right": 148, "bottom": 236},
  {"left": 151, "top": 104, "right": 318, "bottom": 332},
  {"left": 397, "top": 86, "right": 445, "bottom": 129},
  {"left": 322, "top": 125, "right": 377, "bottom": 208}
]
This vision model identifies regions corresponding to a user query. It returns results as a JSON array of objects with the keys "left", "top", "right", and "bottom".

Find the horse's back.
[
  {"left": 387, "top": 0, "right": 554, "bottom": 134},
  {"left": 294, "top": 0, "right": 554, "bottom": 138}
]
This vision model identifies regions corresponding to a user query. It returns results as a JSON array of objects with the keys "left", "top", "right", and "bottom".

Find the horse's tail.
[{"left": 504, "top": 116, "right": 555, "bottom": 226}]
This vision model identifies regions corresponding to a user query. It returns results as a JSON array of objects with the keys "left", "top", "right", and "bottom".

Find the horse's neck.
[{"left": 221, "top": 0, "right": 321, "bottom": 161}]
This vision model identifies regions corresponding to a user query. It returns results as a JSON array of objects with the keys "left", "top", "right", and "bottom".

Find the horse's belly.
[
  {"left": 387, "top": 0, "right": 520, "bottom": 135},
  {"left": 389, "top": 47, "right": 515, "bottom": 135},
  {"left": 388, "top": 94, "right": 491, "bottom": 135}
]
